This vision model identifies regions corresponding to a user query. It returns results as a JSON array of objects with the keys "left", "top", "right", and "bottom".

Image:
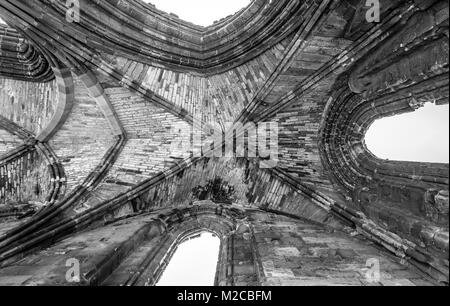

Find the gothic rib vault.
[{"left": 0, "top": 0, "right": 448, "bottom": 286}]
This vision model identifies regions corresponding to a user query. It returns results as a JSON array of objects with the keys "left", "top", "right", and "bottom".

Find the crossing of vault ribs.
[{"left": 0, "top": 0, "right": 448, "bottom": 286}]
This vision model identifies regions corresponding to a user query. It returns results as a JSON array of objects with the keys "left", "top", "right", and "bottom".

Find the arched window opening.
[
  {"left": 365, "top": 102, "right": 449, "bottom": 163},
  {"left": 156, "top": 231, "right": 220, "bottom": 286},
  {"left": 145, "top": 0, "right": 251, "bottom": 27}
]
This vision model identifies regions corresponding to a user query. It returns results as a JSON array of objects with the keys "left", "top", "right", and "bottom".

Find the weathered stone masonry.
[
  {"left": 0, "top": 204, "right": 437, "bottom": 286},
  {"left": 0, "top": 0, "right": 448, "bottom": 286}
]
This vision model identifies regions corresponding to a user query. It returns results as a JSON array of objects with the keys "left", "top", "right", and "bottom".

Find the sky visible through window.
[
  {"left": 365, "top": 103, "right": 449, "bottom": 163},
  {"left": 156, "top": 232, "right": 220, "bottom": 286},
  {"left": 145, "top": 0, "right": 251, "bottom": 26}
]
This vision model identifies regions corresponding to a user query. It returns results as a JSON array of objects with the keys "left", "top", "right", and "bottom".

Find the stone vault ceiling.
[{"left": 0, "top": 0, "right": 448, "bottom": 286}]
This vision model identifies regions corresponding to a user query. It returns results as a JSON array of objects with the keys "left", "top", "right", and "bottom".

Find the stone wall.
[
  {"left": 104, "top": 85, "right": 194, "bottom": 186},
  {"left": 105, "top": 39, "right": 289, "bottom": 128},
  {"left": 49, "top": 75, "right": 115, "bottom": 192},
  {"left": 0, "top": 148, "right": 51, "bottom": 205},
  {"left": 252, "top": 212, "right": 433, "bottom": 286},
  {"left": 0, "top": 78, "right": 58, "bottom": 135},
  {"left": 0, "top": 130, "right": 22, "bottom": 155},
  {"left": 269, "top": 79, "right": 338, "bottom": 196},
  {"left": 319, "top": 0, "right": 449, "bottom": 258},
  {"left": 0, "top": 205, "right": 436, "bottom": 286}
]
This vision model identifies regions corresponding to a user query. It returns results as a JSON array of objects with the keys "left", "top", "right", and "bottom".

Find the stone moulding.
[
  {"left": 318, "top": 76, "right": 449, "bottom": 282},
  {"left": 0, "top": 24, "right": 54, "bottom": 82},
  {"left": 268, "top": 166, "right": 449, "bottom": 283},
  {"left": 0, "top": 135, "right": 126, "bottom": 263},
  {"left": 0, "top": 115, "right": 66, "bottom": 214},
  {"left": 97, "top": 204, "right": 256, "bottom": 286},
  {"left": 0, "top": 67, "right": 127, "bottom": 261},
  {"left": 77, "top": 69, "right": 124, "bottom": 136},
  {"left": 36, "top": 67, "right": 75, "bottom": 142}
]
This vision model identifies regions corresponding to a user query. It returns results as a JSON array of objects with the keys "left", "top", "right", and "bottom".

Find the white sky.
[
  {"left": 0, "top": 18, "right": 5, "bottom": 24},
  {"left": 156, "top": 232, "right": 220, "bottom": 286},
  {"left": 366, "top": 103, "right": 449, "bottom": 163},
  {"left": 145, "top": 0, "right": 251, "bottom": 26}
]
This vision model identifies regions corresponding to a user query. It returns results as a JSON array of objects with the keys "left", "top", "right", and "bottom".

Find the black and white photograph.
[{"left": 0, "top": 0, "right": 448, "bottom": 295}]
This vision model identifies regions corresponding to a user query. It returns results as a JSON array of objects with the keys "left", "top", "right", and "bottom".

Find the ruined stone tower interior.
[{"left": 0, "top": 0, "right": 448, "bottom": 287}]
